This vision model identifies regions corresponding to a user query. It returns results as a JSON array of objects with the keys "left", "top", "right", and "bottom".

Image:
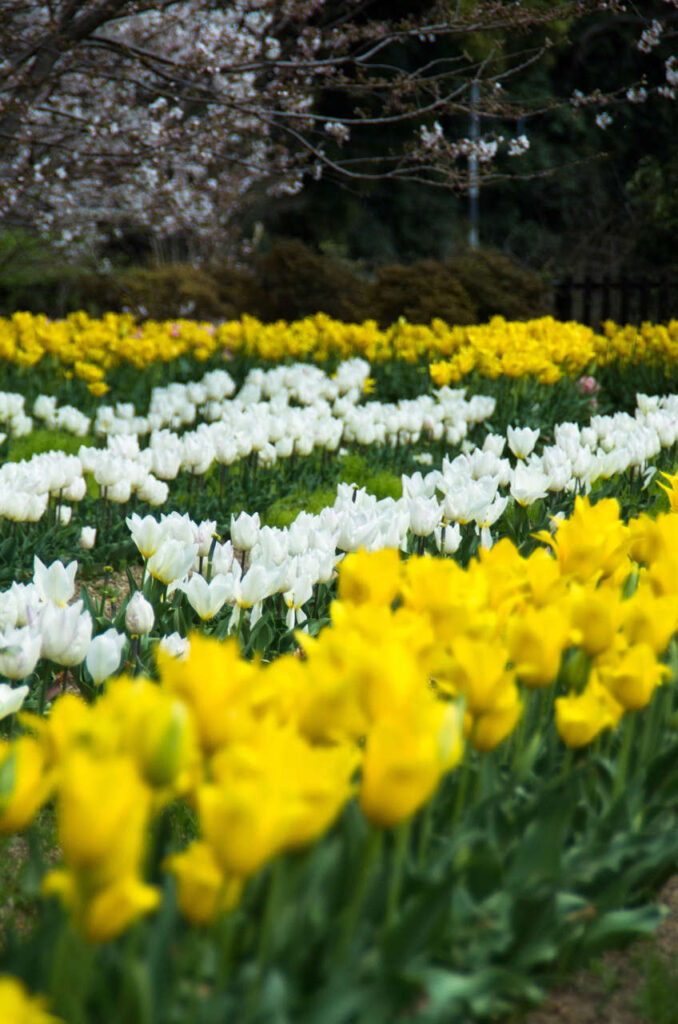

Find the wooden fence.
[{"left": 553, "top": 275, "right": 678, "bottom": 328}]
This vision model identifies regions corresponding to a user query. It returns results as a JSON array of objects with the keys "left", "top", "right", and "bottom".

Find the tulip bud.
[
  {"left": 80, "top": 526, "right": 97, "bottom": 549},
  {"left": 125, "top": 592, "right": 155, "bottom": 636},
  {"left": 230, "top": 511, "right": 260, "bottom": 551}
]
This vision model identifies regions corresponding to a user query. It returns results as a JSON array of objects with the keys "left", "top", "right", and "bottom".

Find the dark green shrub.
[
  {"left": 252, "top": 240, "right": 370, "bottom": 322},
  {"left": 369, "top": 260, "right": 478, "bottom": 327},
  {"left": 83, "top": 263, "right": 237, "bottom": 320},
  {"left": 0, "top": 230, "right": 98, "bottom": 317},
  {"left": 448, "top": 249, "right": 550, "bottom": 322}
]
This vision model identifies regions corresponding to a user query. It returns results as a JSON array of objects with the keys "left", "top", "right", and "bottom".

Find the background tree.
[{"left": 0, "top": 0, "right": 676, "bottom": 273}]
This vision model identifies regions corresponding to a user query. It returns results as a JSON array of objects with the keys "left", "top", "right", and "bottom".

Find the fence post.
[
  {"left": 555, "top": 275, "right": 573, "bottom": 321},
  {"left": 620, "top": 274, "right": 630, "bottom": 325},
  {"left": 582, "top": 273, "right": 593, "bottom": 327},
  {"left": 600, "top": 273, "right": 611, "bottom": 326},
  {"left": 638, "top": 275, "right": 649, "bottom": 323},
  {"left": 657, "top": 275, "right": 669, "bottom": 322}
]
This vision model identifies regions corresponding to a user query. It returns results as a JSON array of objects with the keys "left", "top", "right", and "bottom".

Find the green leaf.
[{"left": 582, "top": 905, "right": 665, "bottom": 954}]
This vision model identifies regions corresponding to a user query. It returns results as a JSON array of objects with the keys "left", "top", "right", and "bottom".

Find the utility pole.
[{"left": 468, "top": 78, "right": 479, "bottom": 250}]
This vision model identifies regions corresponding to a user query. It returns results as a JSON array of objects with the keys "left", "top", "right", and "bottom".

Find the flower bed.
[{"left": 1, "top": 315, "right": 678, "bottom": 1022}]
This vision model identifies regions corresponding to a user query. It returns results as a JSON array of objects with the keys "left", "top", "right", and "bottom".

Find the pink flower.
[{"left": 577, "top": 375, "right": 601, "bottom": 396}]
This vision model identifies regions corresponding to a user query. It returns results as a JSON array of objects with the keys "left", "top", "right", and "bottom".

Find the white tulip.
[
  {"left": 175, "top": 574, "right": 232, "bottom": 620},
  {"left": 182, "top": 434, "right": 214, "bottom": 474},
  {"left": 408, "top": 496, "right": 441, "bottom": 537},
  {"left": 237, "top": 564, "right": 280, "bottom": 608},
  {"left": 231, "top": 511, "right": 260, "bottom": 551},
  {"left": 483, "top": 433, "right": 506, "bottom": 457},
  {"left": 433, "top": 522, "right": 461, "bottom": 555},
  {"left": 33, "top": 556, "right": 78, "bottom": 607},
  {"left": 151, "top": 447, "right": 182, "bottom": 480},
  {"left": 275, "top": 436, "right": 294, "bottom": 458},
  {"left": 127, "top": 513, "right": 164, "bottom": 558},
  {"left": 211, "top": 540, "right": 235, "bottom": 576},
  {"left": 137, "top": 475, "right": 169, "bottom": 506},
  {"left": 125, "top": 591, "right": 155, "bottom": 635},
  {"left": 86, "top": 628, "right": 126, "bottom": 683},
  {"left": 34, "top": 394, "right": 58, "bottom": 422},
  {"left": 509, "top": 463, "right": 550, "bottom": 506},
  {"left": 40, "top": 602, "right": 92, "bottom": 666},
  {"left": 507, "top": 425, "right": 540, "bottom": 460},
  {"left": 158, "top": 632, "right": 190, "bottom": 660},
  {"left": 10, "top": 583, "right": 44, "bottom": 627},
  {"left": 147, "top": 539, "right": 198, "bottom": 585},
  {"left": 160, "top": 511, "right": 196, "bottom": 545},
  {"left": 0, "top": 626, "right": 41, "bottom": 679},
  {"left": 79, "top": 526, "right": 97, "bottom": 550},
  {"left": 63, "top": 476, "right": 87, "bottom": 502},
  {"left": 284, "top": 572, "right": 314, "bottom": 631},
  {"left": 194, "top": 520, "right": 217, "bottom": 558},
  {"left": 107, "top": 479, "right": 133, "bottom": 503},
  {"left": 0, "top": 683, "right": 29, "bottom": 719},
  {"left": 0, "top": 591, "right": 18, "bottom": 632}
]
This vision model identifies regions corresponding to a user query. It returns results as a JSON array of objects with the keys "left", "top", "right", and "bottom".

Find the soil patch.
[{"left": 516, "top": 875, "right": 678, "bottom": 1023}]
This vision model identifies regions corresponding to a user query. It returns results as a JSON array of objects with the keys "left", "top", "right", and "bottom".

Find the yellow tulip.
[
  {"left": 79, "top": 876, "right": 159, "bottom": 944},
  {"left": 0, "top": 976, "right": 62, "bottom": 1023},
  {"left": 658, "top": 471, "right": 678, "bottom": 512},
  {"left": 443, "top": 635, "right": 513, "bottom": 716},
  {"left": 597, "top": 643, "right": 669, "bottom": 711},
  {"left": 0, "top": 737, "right": 53, "bottom": 834},
  {"left": 43, "top": 868, "right": 159, "bottom": 944},
  {"left": 158, "top": 634, "right": 260, "bottom": 754},
  {"left": 338, "top": 547, "right": 402, "bottom": 607},
  {"left": 620, "top": 587, "right": 678, "bottom": 653},
  {"left": 164, "top": 841, "right": 243, "bottom": 926},
  {"left": 360, "top": 699, "right": 463, "bottom": 827},
  {"left": 568, "top": 585, "right": 621, "bottom": 657},
  {"left": 57, "top": 751, "right": 150, "bottom": 879},
  {"left": 466, "top": 682, "right": 523, "bottom": 752},
  {"left": 201, "top": 721, "right": 358, "bottom": 875},
  {"left": 535, "top": 496, "right": 629, "bottom": 583},
  {"left": 555, "top": 674, "right": 624, "bottom": 747},
  {"left": 101, "top": 677, "right": 200, "bottom": 796},
  {"left": 505, "top": 605, "right": 570, "bottom": 687}
]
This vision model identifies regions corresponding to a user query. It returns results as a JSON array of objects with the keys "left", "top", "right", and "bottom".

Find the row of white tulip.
[
  {"left": 121, "top": 386, "right": 677, "bottom": 632},
  {"left": 0, "top": 359, "right": 374, "bottom": 442},
  {"left": 0, "top": 358, "right": 497, "bottom": 522}
]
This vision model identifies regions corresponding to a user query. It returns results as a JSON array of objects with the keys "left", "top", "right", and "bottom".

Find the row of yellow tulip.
[
  {"left": 1, "top": 483, "right": 678, "bottom": 947},
  {"left": 2, "top": 311, "right": 678, "bottom": 393}
]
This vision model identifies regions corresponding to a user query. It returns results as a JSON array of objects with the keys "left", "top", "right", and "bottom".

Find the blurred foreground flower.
[{"left": 0, "top": 976, "right": 62, "bottom": 1023}]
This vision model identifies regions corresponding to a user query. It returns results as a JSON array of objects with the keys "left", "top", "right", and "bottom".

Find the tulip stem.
[
  {"left": 37, "top": 662, "right": 52, "bottom": 716},
  {"left": 337, "top": 827, "right": 382, "bottom": 961},
  {"left": 613, "top": 713, "right": 636, "bottom": 802},
  {"left": 510, "top": 696, "right": 529, "bottom": 776},
  {"left": 257, "top": 857, "right": 282, "bottom": 970},
  {"left": 452, "top": 745, "right": 473, "bottom": 827},
  {"left": 386, "top": 820, "right": 411, "bottom": 928},
  {"left": 417, "top": 794, "right": 435, "bottom": 867},
  {"left": 245, "top": 858, "right": 284, "bottom": 1020}
]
